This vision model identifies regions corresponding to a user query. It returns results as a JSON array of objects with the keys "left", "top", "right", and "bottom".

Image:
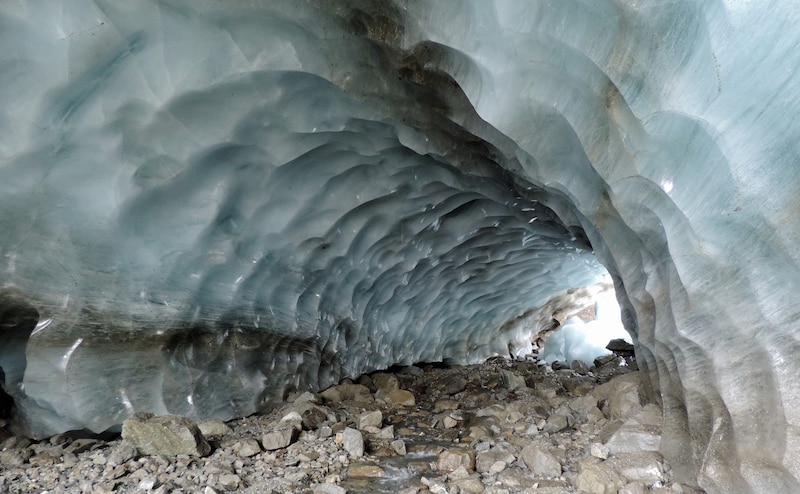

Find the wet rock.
[
  {"left": 521, "top": 444, "right": 562, "bottom": 478},
  {"left": 437, "top": 447, "right": 475, "bottom": 472},
  {"left": 372, "top": 425, "right": 393, "bottom": 439},
  {"left": 311, "top": 483, "right": 347, "bottom": 494},
  {"left": 421, "top": 475, "right": 449, "bottom": 494},
  {"left": 447, "top": 465, "right": 471, "bottom": 480},
  {"left": 121, "top": 413, "right": 211, "bottom": 457},
  {"left": 444, "top": 415, "right": 460, "bottom": 429},
  {"left": 398, "top": 488, "right": 421, "bottom": 494},
  {"left": 348, "top": 463, "right": 385, "bottom": 477},
  {"left": 341, "top": 427, "right": 364, "bottom": 458},
  {"left": 391, "top": 439, "right": 406, "bottom": 455}
]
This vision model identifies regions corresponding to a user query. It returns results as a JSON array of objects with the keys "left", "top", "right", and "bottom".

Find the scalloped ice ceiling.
[{"left": 1, "top": 1, "right": 799, "bottom": 492}]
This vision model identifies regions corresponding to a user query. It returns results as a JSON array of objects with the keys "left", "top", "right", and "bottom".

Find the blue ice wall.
[{"left": 2, "top": 2, "right": 800, "bottom": 492}]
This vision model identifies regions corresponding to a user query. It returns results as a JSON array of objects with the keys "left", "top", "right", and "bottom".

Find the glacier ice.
[
  {"left": 541, "top": 289, "right": 631, "bottom": 366},
  {"left": 1, "top": 1, "right": 800, "bottom": 492}
]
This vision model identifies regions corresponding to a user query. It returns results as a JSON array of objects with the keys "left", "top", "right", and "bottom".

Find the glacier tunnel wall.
[{"left": 1, "top": 1, "right": 800, "bottom": 492}]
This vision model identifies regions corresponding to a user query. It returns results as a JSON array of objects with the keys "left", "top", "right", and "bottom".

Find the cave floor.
[{"left": 0, "top": 351, "right": 704, "bottom": 494}]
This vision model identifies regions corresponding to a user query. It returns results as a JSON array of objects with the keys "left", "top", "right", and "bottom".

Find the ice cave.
[{"left": 1, "top": 1, "right": 799, "bottom": 492}]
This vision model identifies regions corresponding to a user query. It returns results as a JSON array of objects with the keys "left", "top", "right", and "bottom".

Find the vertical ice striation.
[
  {"left": 400, "top": 2, "right": 800, "bottom": 492},
  {"left": 1, "top": 1, "right": 799, "bottom": 492}
]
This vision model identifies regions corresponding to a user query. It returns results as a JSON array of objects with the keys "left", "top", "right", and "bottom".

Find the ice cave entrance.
[{"left": 539, "top": 274, "right": 632, "bottom": 367}]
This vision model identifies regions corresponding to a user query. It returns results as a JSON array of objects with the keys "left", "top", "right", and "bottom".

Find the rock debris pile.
[{"left": 0, "top": 351, "right": 704, "bottom": 493}]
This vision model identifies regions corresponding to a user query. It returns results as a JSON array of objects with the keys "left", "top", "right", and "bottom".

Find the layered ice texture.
[
  {"left": 541, "top": 289, "right": 631, "bottom": 366},
  {"left": 1, "top": 1, "right": 799, "bottom": 492}
]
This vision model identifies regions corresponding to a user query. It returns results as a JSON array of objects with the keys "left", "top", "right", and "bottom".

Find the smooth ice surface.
[{"left": 2, "top": 2, "right": 800, "bottom": 492}]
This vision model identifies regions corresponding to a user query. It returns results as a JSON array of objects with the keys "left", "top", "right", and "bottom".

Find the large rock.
[
  {"left": 384, "top": 389, "right": 416, "bottom": 407},
  {"left": 451, "top": 478, "right": 485, "bottom": 494},
  {"left": 603, "top": 404, "right": 662, "bottom": 455},
  {"left": 261, "top": 426, "right": 298, "bottom": 451},
  {"left": 591, "top": 372, "right": 644, "bottom": 420},
  {"left": 347, "top": 463, "right": 386, "bottom": 477},
  {"left": 371, "top": 373, "right": 399, "bottom": 392},
  {"left": 605, "top": 451, "right": 664, "bottom": 483},
  {"left": 476, "top": 449, "right": 516, "bottom": 474},
  {"left": 301, "top": 407, "right": 330, "bottom": 431},
  {"left": 358, "top": 410, "right": 383, "bottom": 430},
  {"left": 575, "top": 458, "right": 627, "bottom": 494},
  {"left": 438, "top": 448, "right": 475, "bottom": 472},
  {"left": 311, "top": 484, "right": 347, "bottom": 494},
  {"left": 499, "top": 370, "right": 528, "bottom": 391},
  {"left": 231, "top": 438, "right": 262, "bottom": 458},
  {"left": 520, "top": 444, "right": 562, "bottom": 478},
  {"left": 341, "top": 427, "right": 364, "bottom": 458},
  {"left": 197, "top": 419, "right": 232, "bottom": 438},
  {"left": 121, "top": 413, "right": 211, "bottom": 457},
  {"left": 497, "top": 469, "right": 539, "bottom": 489}
]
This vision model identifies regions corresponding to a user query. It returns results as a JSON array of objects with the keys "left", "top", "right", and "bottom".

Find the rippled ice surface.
[
  {"left": 0, "top": 4, "right": 608, "bottom": 437},
  {"left": 5, "top": 2, "right": 800, "bottom": 492}
]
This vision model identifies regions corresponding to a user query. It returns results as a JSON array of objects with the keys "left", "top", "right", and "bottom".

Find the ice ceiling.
[{"left": 1, "top": 1, "right": 799, "bottom": 492}]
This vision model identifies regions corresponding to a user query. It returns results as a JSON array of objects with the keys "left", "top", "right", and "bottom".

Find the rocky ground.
[{"left": 0, "top": 346, "right": 705, "bottom": 494}]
